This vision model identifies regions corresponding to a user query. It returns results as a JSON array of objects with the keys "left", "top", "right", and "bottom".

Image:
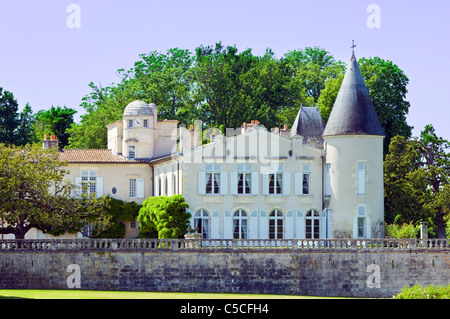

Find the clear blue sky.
[{"left": 1, "top": 0, "right": 449, "bottom": 138}]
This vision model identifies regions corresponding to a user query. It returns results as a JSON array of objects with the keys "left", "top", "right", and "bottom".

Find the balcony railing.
[{"left": 0, "top": 238, "right": 448, "bottom": 251}]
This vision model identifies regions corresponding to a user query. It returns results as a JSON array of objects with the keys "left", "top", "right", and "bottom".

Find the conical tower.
[{"left": 323, "top": 46, "right": 385, "bottom": 239}]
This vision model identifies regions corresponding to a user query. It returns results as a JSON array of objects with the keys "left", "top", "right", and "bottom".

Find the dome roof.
[{"left": 123, "top": 100, "right": 156, "bottom": 116}]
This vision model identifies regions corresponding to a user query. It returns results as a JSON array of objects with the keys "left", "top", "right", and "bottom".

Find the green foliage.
[
  {"left": 138, "top": 195, "right": 190, "bottom": 239},
  {"left": 93, "top": 197, "right": 141, "bottom": 238},
  {"left": 384, "top": 222, "right": 419, "bottom": 238},
  {"left": 33, "top": 105, "right": 77, "bottom": 148},
  {"left": 384, "top": 125, "right": 450, "bottom": 238},
  {"left": 394, "top": 284, "right": 450, "bottom": 299},
  {"left": 0, "top": 143, "right": 111, "bottom": 238}
]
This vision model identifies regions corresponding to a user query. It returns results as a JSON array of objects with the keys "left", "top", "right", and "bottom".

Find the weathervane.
[{"left": 351, "top": 40, "right": 356, "bottom": 52}]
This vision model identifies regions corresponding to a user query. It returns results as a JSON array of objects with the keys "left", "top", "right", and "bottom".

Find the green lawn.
[{"left": 0, "top": 289, "right": 345, "bottom": 299}]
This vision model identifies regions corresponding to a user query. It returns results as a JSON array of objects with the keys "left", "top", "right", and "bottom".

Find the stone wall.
[{"left": 0, "top": 238, "right": 449, "bottom": 298}]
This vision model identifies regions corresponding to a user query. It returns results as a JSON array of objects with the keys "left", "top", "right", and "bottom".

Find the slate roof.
[
  {"left": 58, "top": 149, "right": 149, "bottom": 164},
  {"left": 291, "top": 106, "right": 325, "bottom": 148},
  {"left": 322, "top": 52, "right": 385, "bottom": 137}
]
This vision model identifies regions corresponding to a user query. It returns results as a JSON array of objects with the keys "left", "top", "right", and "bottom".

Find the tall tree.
[
  {"left": 0, "top": 87, "right": 20, "bottom": 146},
  {"left": 384, "top": 125, "right": 450, "bottom": 238},
  {"left": 284, "top": 47, "right": 345, "bottom": 102}
]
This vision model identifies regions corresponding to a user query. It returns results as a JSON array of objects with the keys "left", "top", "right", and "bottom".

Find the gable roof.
[
  {"left": 322, "top": 52, "right": 385, "bottom": 137},
  {"left": 58, "top": 149, "right": 149, "bottom": 164}
]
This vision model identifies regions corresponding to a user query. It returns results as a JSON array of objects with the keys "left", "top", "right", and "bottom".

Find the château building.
[{"left": 26, "top": 51, "right": 385, "bottom": 240}]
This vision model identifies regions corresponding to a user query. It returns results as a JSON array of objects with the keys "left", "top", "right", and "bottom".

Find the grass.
[{"left": 0, "top": 289, "right": 347, "bottom": 299}]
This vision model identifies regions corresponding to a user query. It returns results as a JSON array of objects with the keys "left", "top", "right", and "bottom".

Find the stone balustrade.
[{"left": 0, "top": 238, "right": 448, "bottom": 251}]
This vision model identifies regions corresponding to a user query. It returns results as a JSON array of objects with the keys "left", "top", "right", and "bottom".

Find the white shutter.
[
  {"left": 223, "top": 210, "right": 233, "bottom": 239},
  {"left": 230, "top": 172, "right": 238, "bottom": 195},
  {"left": 296, "top": 210, "right": 305, "bottom": 238},
  {"left": 320, "top": 210, "right": 327, "bottom": 238},
  {"left": 249, "top": 209, "right": 258, "bottom": 239},
  {"left": 259, "top": 209, "right": 269, "bottom": 239},
  {"left": 285, "top": 210, "right": 294, "bottom": 238},
  {"left": 357, "top": 162, "right": 366, "bottom": 195},
  {"left": 211, "top": 209, "right": 220, "bottom": 239},
  {"left": 366, "top": 217, "right": 372, "bottom": 238},
  {"left": 325, "top": 164, "right": 331, "bottom": 196},
  {"left": 198, "top": 171, "right": 206, "bottom": 195},
  {"left": 74, "top": 176, "right": 82, "bottom": 198},
  {"left": 282, "top": 172, "right": 290, "bottom": 195},
  {"left": 154, "top": 171, "right": 159, "bottom": 196},
  {"left": 262, "top": 174, "right": 269, "bottom": 195},
  {"left": 220, "top": 171, "right": 227, "bottom": 195},
  {"left": 96, "top": 177, "right": 103, "bottom": 198},
  {"left": 136, "top": 178, "right": 145, "bottom": 199},
  {"left": 251, "top": 172, "right": 259, "bottom": 195},
  {"left": 352, "top": 217, "right": 358, "bottom": 238},
  {"left": 294, "top": 172, "right": 302, "bottom": 195},
  {"left": 167, "top": 172, "right": 174, "bottom": 196}
]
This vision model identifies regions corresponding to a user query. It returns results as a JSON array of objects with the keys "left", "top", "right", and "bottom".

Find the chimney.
[{"left": 42, "top": 135, "right": 59, "bottom": 149}]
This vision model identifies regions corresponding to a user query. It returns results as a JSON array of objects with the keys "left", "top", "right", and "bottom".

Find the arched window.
[
  {"left": 233, "top": 209, "right": 248, "bottom": 239},
  {"left": 306, "top": 210, "right": 320, "bottom": 239},
  {"left": 194, "top": 209, "right": 210, "bottom": 239},
  {"left": 269, "top": 209, "right": 284, "bottom": 239}
]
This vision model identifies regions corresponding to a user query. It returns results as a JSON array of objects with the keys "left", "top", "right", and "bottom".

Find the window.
[
  {"left": 81, "top": 170, "right": 96, "bottom": 196},
  {"left": 194, "top": 210, "right": 210, "bottom": 239},
  {"left": 269, "top": 173, "right": 283, "bottom": 194},
  {"left": 306, "top": 210, "right": 320, "bottom": 239},
  {"left": 233, "top": 209, "right": 248, "bottom": 239},
  {"left": 269, "top": 210, "right": 284, "bottom": 239},
  {"left": 129, "top": 145, "right": 136, "bottom": 159},
  {"left": 128, "top": 119, "right": 133, "bottom": 128},
  {"left": 130, "top": 218, "right": 139, "bottom": 229},
  {"left": 302, "top": 164, "right": 311, "bottom": 195},
  {"left": 357, "top": 162, "right": 366, "bottom": 195},
  {"left": 206, "top": 172, "right": 220, "bottom": 194},
  {"left": 205, "top": 165, "right": 221, "bottom": 194},
  {"left": 129, "top": 178, "right": 136, "bottom": 198},
  {"left": 143, "top": 119, "right": 148, "bottom": 128},
  {"left": 356, "top": 205, "right": 366, "bottom": 238},
  {"left": 238, "top": 173, "right": 251, "bottom": 194}
]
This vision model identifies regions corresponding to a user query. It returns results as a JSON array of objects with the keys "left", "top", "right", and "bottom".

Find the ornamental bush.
[{"left": 394, "top": 284, "right": 450, "bottom": 299}]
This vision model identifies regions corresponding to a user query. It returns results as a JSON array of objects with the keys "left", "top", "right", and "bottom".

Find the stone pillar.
[{"left": 420, "top": 222, "right": 428, "bottom": 239}]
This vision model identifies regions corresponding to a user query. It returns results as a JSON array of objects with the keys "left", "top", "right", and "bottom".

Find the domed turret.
[{"left": 122, "top": 100, "right": 157, "bottom": 160}]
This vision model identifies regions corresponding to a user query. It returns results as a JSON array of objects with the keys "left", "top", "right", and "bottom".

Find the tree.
[
  {"left": 0, "top": 143, "right": 111, "bottom": 239},
  {"left": 138, "top": 195, "right": 190, "bottom": 239},
  {"left": 34, "top": 105, "right": 77, "bottom": 148},
  {"left": 0, "top": 87, "right": 20, "bottom": 146},
  {"left": 284, "top": 47, "right": 345, "bottom": 102},
  {"left": 93, "top": 197, "right": 141, "bottom": 238},
  {"left": 16, "top": 103, "right": 36, "bottom": 146},
  {"left": 384, "top": 125, "right": 450, "bottom": 238}
]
